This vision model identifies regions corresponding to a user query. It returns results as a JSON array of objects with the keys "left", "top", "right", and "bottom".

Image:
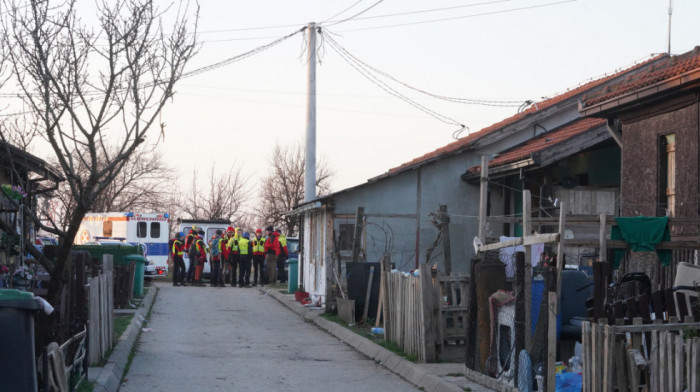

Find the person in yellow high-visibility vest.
[
  {"left": 238, "top": 232, "right": 252, "bottom": 287},
  {"left": 227, "top": 227, "right": 241, "bottom": 287},
  {"left": 252, "top": 229, "right": 265, "bottom": 286},
  {"left": 171, "top": 232, "right": 186, "bottom": 286}
]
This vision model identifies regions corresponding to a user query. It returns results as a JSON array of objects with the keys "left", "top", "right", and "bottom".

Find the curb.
[
  {"left": 261, "top": 288, "right": 464, "bottom": 392},
  {"left": 91, "top": 287, "right": 158, "bottom": 392}
]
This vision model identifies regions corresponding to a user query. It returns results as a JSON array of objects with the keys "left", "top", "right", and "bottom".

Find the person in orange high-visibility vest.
[
  {"left": 193, "top": 228, "right": 207, "bottom": 286},
  {"left": 171, "top": 232, "right": 186, "bottom": 286},
  {"left": 252, "top": 228, "right": 265, "bottom": 286}
]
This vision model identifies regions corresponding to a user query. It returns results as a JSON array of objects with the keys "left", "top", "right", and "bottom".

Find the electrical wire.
[
  {"left": 336, "top": 0, "right": 577, "bottom": 32},
  {"left": 180, "top": 27, "right": 305, "bottom": 80},
  {"left": 322, "top": 28, "right": 526, "bottom": 107},
  {"left": 326, "top": 0, "right": 512, "bottom": 23},
  {"left": 322, "top": 0, "right": 365, "bottom": 24},
  {"left": 322, "top": 30, "right": 467, "bottom": 135},
  {"left": 323, "top": 0, "right": 386, "bottom": 27}
]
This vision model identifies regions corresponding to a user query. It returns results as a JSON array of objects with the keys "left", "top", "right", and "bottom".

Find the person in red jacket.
[
  {"left": 193, "top": 228, "right": 207, "bottom": 286},
  {"left": 263, "top": 226, "right": 280, "bottom": 286}
]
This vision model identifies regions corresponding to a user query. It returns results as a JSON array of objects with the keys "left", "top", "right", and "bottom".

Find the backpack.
[
  {"left": 210, "top": 238, "right": 221, "bottom": 257},
  {"left": 188, "top": 238, "right": 199, "bottom": 260}
]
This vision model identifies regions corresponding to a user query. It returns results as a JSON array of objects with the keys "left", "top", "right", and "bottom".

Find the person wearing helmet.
[
  {"left": 226, "top": 227, "right": 241, "bottom": 287},
  {"left": 276, "top": 229, "right": 288, "bottom": 284},
  {"left": 263, "top": 226, "right": 281, "bottom": 286},
  {"left": 171, "top": 232, "right": 186, "bottom": 286},
  {"left": 209, "top": 229, "right": 224, "bottom": 287},
  {"left": 251, "top": 228, "right": 265, "bottom": 286},
  {"left": 193, "top": 228, "right": 207, "bottom": 286},
  {"left": 238, "top": 232, "right": 252, "bottom": 287}
]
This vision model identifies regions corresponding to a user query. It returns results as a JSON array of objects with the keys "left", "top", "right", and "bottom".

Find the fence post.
[
  {"left": 514, "top": 252, "right": 526, "bottom": 386},
  {"left": 420, "top": 263, "right": 436, "bottom": 362},
  {"left": 465, "top": 256, "right": 480, "bottom": 370}
]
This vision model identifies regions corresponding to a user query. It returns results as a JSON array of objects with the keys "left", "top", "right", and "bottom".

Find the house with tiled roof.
[
  {"left": 580, "top": 46, "right": 700, "bottom": 227},
  {"left": 291, "top": 54, "right": 667, "bottom": 310}
]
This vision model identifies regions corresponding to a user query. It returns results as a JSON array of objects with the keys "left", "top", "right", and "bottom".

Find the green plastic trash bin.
[
  {"left": 287, "top": 258, "right": 298, "bottom": 293},
  {"left": 125, "top": 255, "right": 147, "bottom": 297},
  {"left": 0, "top": 289, "right": 40, "bottom": 392}
]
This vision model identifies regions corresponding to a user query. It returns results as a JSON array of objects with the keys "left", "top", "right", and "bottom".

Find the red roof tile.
[
  {"left": 370, "top": 55, "right": 664, "bottom": 182},
  {"left": 584, "top": 47, "right": 700, "bottom": 106},
  {"left": 466, "top": 117, "right": 606, "bottom": 175}
]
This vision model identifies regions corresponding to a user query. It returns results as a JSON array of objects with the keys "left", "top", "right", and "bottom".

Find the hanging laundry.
[{"left": 610, "top": 216, "right": 671, "bottom": 269}]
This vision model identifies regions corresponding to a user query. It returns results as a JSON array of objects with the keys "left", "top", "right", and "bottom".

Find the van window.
[
  {"left": 103, "top": 221, "right": 113, "bottom": 237},
  {"left": 137, "top": 222, "right": 147, "bottom": 238},
  {"left": 206, "top": 228, "right": 226, "bottom": 243},
  {"left": 151, "top": 222, "right": 160, "bottom": 238}
]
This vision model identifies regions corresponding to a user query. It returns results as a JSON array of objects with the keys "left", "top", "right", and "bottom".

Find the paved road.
[{"left": 120, "top": 283, "right": 419, "bottom": 392}]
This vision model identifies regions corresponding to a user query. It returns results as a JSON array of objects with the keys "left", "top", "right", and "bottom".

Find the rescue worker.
[
  {"left": 209, "top": 229, "right": 224, "bottom": 287},
  {"left": 251, "top": 228, "right": 265, "bottom": 286},
  {"left": 220, "top": 227, "right": 232, "bottom": 286},
  {"left": 193, "top": 228, "right": 207, "bottom": 286},
  {"left": 238, "top": 232, "right": 252, "bottom": 287},
  {"left": 184, "top": 225, "right": 198, "bottom": 285},
  {"left": 276, "top": 229, "right": 288, "bottom": 284},
  {"left": 263, "top": 226, "right": 280, "bottom": 286},
  {"left": 171, "top": 232, "right": 186, "bottom": 286},
  {"left": 226, "top": 226, "right": 240, "bottom": 287}
]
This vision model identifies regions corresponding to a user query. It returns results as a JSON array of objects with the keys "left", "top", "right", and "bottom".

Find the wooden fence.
[
  {"left": 384, "top": 263, "right": 442, "bottom": 362},
  {"left": 87, "top": 255, "right": 114, "bottom": 365},
  {"left": 581, "top": 320, "right": 700, "bottom": 392}
]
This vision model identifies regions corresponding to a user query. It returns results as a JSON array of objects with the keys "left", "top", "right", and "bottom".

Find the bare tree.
[
  {"left": 0, "top": 0, "right": 197, "bottom": 329},
  {"left": 179, "top": 166, "right": 250, "bottom": 222},
  {"left": 50, "top": 144, "right": 175, "bottom": 229},
  {"left": 257, "top": 140, "right": 334, "bottom": 235}
]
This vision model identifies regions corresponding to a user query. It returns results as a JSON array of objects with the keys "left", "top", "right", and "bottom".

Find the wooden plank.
[
  {"left": 361, "top": 266, "right": 375, "bottom": 324},
  {"left": 478, "top": 233, "right": 560, "bottom": 252},
  {"left": 650, "top": 330, "right": 658, "bottom": 392},
  {"left": 659, "top": 330, "right": 667, "bottom": 391},
  {"left": 375, "top": 266, "right": 384, "bottom": 328},
  {"left": 478, "top": 155, "right": 488, "bottom": 244},
  {"left": 439, "top": 205, "right": 452, "bottom": 277},
  {"left": 676, "top": 334, "right": 684, "bottom": 392},
  {"left": 599, "top": 213, "right": 607, "bottom": 263},
  {"left": 514, "top": 252, "right": 526, "bottom": 387},
  {"left": 627, "top": 349, "right": 640, "bottom": 392},
  {"left": 420, "top": 263, "right": 436, "bottom": 362},
  {"left": 693, "top": 338, "right": 700, "bottom": 392},
  {"left": 615, "top": 338, "right": 629, "bottom": 392},
  {"left": 603, "top": 325, "right": 614, "bottom": 392},
  {"left": 614, "top": 321, "right": 700, "bottom": 333},
  {"left": 667, "top": 332, "right": 674, "bottom": 392},
  {"left": 351, "top": 207, "right": 364, "bottom": 263},
  {"left": 582, "top": 322, "right": 591, "bottom": 392}
]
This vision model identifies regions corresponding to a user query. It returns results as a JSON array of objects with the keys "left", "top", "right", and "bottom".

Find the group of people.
[{"left": 169, "top": 225, "right": 289, "bottom": 288}]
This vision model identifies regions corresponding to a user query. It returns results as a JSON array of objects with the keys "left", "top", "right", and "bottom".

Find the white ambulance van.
[
  {"left": 76, "top": 212, "right": 170, "bottom": 277},
  {"left": 177, "top": 219, "right": 230, "bottom": 279}
]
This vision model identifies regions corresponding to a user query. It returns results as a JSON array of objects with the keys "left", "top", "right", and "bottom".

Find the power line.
[
  {"left": 321, "top": 30, "right": 467, "bottom": 133},
  {"left": 336, "top": 0, "right": 577, "bottom": 32},
  {"left": 327, "top": 0, "right": 512, "bottom": 23},
  {"left": 322, "top": 0, "right": 365, "bottom": 24},
  {"left": 323, "top": 0, "right": 386, "bottom": 27},
  {"left": 180, "top": 27, "right": 305, "bottom": 79},
  {"left": 321, "top": 28, "right": 526, "bottom": 107}
]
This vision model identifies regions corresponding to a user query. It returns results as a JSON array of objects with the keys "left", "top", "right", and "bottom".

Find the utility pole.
[{"left": 304, "top": 22, "right": 317, "bottom": 202}]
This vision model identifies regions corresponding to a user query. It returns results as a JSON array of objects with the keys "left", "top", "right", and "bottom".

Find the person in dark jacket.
[
  {"left": 238, "top": 232, "right": 252, "bottom": 287},
  {"left": 263, "top": 226, "right": 280, "bottom": 286},
  {"left": 171, "top": 232, "right": 186, "bottom": 286}
]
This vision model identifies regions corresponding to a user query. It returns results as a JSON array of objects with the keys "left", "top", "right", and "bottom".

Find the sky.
[{"left": 15, "top": 1, "right": 700, "bottom": 209}]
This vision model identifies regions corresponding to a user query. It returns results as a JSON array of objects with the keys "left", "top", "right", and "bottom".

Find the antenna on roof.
[{"left": 667, "top": 0, "right": 673, "bottom": 54}]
